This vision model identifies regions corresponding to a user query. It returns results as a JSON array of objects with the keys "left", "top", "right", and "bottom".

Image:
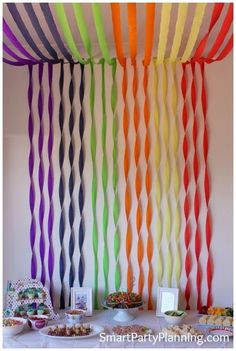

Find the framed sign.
[
  {"left": 156, "top": 287, "right": 179, "bottom": 316},
  {"left": 71, "top": 287, "right": 93, "bottom": 316}
]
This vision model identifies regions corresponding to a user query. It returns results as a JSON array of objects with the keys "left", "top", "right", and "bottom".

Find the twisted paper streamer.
[
  {"left": 191, "top": 63, "right": 202, "bottom": 310},
  {"left": 47, "top": 63, "right": 54, "bottom": 300},
  {"left": 162, "top": 63, "right": 172, "bottom": 288},
  {"left": 153, "top": 62, "right": 163, "bottom": 286},
  {"left": 54, "top": 4, "right": 86, "bottom": 63},
  {"left": 200, "top": 63, "right": 213, "bottom": 307},
  {"left": 3, "top": 43, "right": 34, "bottom": 64},
  {"left": 181, "top": 63, "right": 191, "bottom": 309},
  {"left": 101, "top": 60, "right": 109, "bottom": 297},
  {"left": 111, "top": 60, "right": 121, "bottom": 291},
  {"left": 68, "top": 63, "right": 76, "bottom": 304},
  {"left": 24, "top": 4, "right": 59, "bottom": 61},
  {"left": 78, "top": 64, "right": 85, "bottom": 287},
  {"left": 171, "top": 63, "right": 181, "bottom": 287},
  {"left": 143, "top": 65, "right": 153, "bottom": 309},
  {"left": 59, "top": 62, "right": 66, "bottom": 309},
  {"left": 28, "top": 65, "right": 37, "bottom": 279},
  {"left": 7, "top": 4, "right": 51, "bottom": 62},
  {"left": 110, "top": 4, "right": 126, "bottom": 66},
  {"left": 40, "top": 3, "right": 73, "bottom": 62},
  {"left": 156, "top": 4, "right": 172, "bottom": 63},
  {"left": 143, "top": 4, "right": 155, "bottom": 66},
  {"left": 181, "top": 4, "right": 206, "bottom": 62},
  {"left": 90, "top": 62, "right": 99, "bottom": 308},
  {"left": 169, "top": 4, "right": 188, "bottom": 62},
  {"left": 73, "top": 4, "right": 92, "bottom": 57},
  {"left": 37, "top": 63, "right": 46, "bottom": 285}
]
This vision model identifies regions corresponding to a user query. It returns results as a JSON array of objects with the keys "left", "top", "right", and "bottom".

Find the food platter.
[
  {"left": 39, "top": 324, "right": 104, "bottom": 340},
  {"left": 208, "top": 327, "right": 233, "bottom": 338},
  {"left": 102, "top": 301, "right": 145, "bottom": 322}
]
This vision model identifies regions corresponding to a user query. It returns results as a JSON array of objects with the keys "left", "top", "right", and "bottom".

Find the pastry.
[
  {"left": 199, "top": 315, "right": 208, "bottom": 324},
  {"left": 223, "top": 317, "right": 233, "bottom": 327},
  {"left": 207, "top": 316, "right": 217, "bottom": 325},
  {"left": 105, "top": 291, "right": 142, "bottom": 308},
  {"left": 214, "top": 316, "right": 224, "bottom": 326}
]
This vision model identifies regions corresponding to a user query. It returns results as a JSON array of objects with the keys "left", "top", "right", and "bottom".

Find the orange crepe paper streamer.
[
  {"left": 127, "top": 3, "right": 137, "bottom": 65},
  {"left": 143, "top": 64, "right": 153, "bottom": 309},
  {"left": 143, "top": 4, "right": 156, "bottom": 66},
  {"left": 110, "top": 3, "right": 126, "bottom": 66}
]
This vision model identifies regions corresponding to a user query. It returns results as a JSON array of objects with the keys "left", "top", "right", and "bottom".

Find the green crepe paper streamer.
[
  {"left": 92, "top": 4, "right": 112, "bottom": 64},
  {"left": 111, "top": 59, "right": 121, "bottom": 291},
  {"left": 54, "top": 3, "right": 86, "bottom": 63},
  {"left": 101, "top": 59, "right": 109, "bottom": 297},
  {"left": 89, "top": 61, "right": 99, "bottom": 309},
  {"left": 72, "top": 4, "right": 92, "bottom": 58}
]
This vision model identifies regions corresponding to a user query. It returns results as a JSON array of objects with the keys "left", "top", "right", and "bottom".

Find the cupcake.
[
  {"left": 37, "top": 303, "right": 49, "bottom": 315},
  {"left": 37, "top": 289, "right": 45, "bottom": 299},
  {"left": 27, "top": 288, "right": 36, "bottom": 299},
  {"left": 27, "top": 308, "right": 37, "bottom": 316}
]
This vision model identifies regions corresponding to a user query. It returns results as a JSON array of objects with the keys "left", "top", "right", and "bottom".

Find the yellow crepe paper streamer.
[
  {"left": 162, "top": 63, "right": 172, "bottom": 288},
  {"left": 181, "top": 4, "right": 207, "bottom": 62},
  {"left": 153, "top": 61, "right": 163, "bottom": 286},
  {"left": 156, "top": 4, "right": 172, "bottom": 63},
  {"left": 171, "top": 63, "right": 181, "bottom": 286},
  {"left": 169, "top": 4, "right": 188, "bottom": 62}
]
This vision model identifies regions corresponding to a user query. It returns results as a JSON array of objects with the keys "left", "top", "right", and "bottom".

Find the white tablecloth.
[{"left": 3, "top": 310, "right": 233, "bottom": 348}]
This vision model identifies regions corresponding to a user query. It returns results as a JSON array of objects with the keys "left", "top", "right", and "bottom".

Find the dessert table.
[{"left": 3, "top": 310, "right": 233, "bottom": 348}]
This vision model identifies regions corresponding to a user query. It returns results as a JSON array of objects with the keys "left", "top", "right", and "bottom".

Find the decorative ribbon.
[
  {"left": 78, "top": 64, "right": 85, "bottom": 287},
  {"left": 38, "top": 63, "right": 46, "bottom": 285},
  {"left": 40, "top": 3, "right": 73, "bottom": 62},
  {"left": 59, "top": 62, "right": 66, "bottom": 309},
  {"left": 28, "top": 65, "right": 37, "bottom": 279},
  {"left": 110, "top": 3, "right": 126, "bottom": 66},
  {"left": 101, "top": 59, "right": 109, "bottom": 297},
  {"left": 47, "top": 63, "right": 54, "bottom": 301},
  {"left": 156, "top": 4, "right": 172, "bottom": 63},
  {"left": 169, "top": 4, "right": 188, "bottom": 62},
  {"left": 181, "top": 4, "right": 206, "bottom": 62},
  {"left": 181, "top": 63, "right": 191, "bottom": 309},
  {"left": 3, "top": 19, "right": 38, "bottom": 62},
  {"left": 92, "top": 4, "right": 112, "bottom": 64},
  {"left": 7, "top": 4, "right": 51, "bottom": 62},
  {"left": 127, "top": 4, "right": 137, "bottom": 64},
  {"left": 73, "top": 4, "right": 92, "bottom": 57},
  {"left": 153, "top": 62, "right": 163, "bottom": 286},
  {"left": 68, "top": 63, "right": 75, "bottom": 304},
  {"left": 143, "top": 65, "right": 153, "bottom": 309},
  {"left": 90, "top": 62, "right": 99, "bottom": 308},
  {"left": 54, "top": 3, "right": 86, "bottom": 63},
  {"left": 3, "top": 43, "right": 32, "bottom": 64},
  {"left": 24, "top": 3, "right": 59, "bottom": 61},
  {"left": 171, "top": 63, "right": 181, "bottom": 287},
  {"left": 200, "top": 63, "right": 213, "bottom": 307},
  {"left": 162, "top": 63, "right": 172, "bottom": 288},
  {"left": 206, "top": 34, "right": 233, "bottom": 63},
  {"left": 111, "top": 60, "right": 121, "bottom": 291},
  {"left": 193, "top": 3, "right": 224, "bottom": 60},
  {"left": 191, "top": 63, "right": 202, "bottom": 310},
  {"left": 143, "top": 4, "right": 155, "bottom": 66}
]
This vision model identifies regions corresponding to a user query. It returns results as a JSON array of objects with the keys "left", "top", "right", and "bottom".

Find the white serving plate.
[
  {"left": 39, "top": 324, "right": 104, "bottom": 339},
  {"left": 208, "top": 327, "right": 233, "bottom": 338}
]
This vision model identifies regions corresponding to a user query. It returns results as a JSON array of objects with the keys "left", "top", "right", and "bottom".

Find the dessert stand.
[{"left": 102, "top": 302, "right": 145, "bottom": 322}]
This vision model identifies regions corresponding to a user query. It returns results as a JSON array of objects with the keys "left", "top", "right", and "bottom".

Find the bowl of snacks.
[
  {"left": 28, "top": 315, "right": 49, "bottom": 330},
  {"left": 3, "top": 317, "right": 26, "bottom": 337},
  {"left": 164, "top": 310, "right": 187, "bottom": 325},
  {"left": 65, "top": 309, "right": 85, "bottom": 324}
]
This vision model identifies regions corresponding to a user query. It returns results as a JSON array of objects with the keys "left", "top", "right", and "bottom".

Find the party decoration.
[
  {"left": 58, "top": 62, "right": 66, "bottom": 309},
  {"left": 78, "top": 64, "right": 85, "bottom": 287},
  {"left": 110, "top": 3, "right": 126, "bottom": 66},
  {"left": 73, "top": 4, "right": 92, "bottom": 58},
  {"left": 143, "top": 4, "right": 156, "bottom": 66},
  {"left": 153, "top": 62, "right": 163, "bottom": 287},
  {"left": 181, "top": 63, "right": 191, "bottom": 310},
  {"left": 47, "top": 63, "right": 54, "bottom": 301},
  {"left": 169, "top": 4, "right": 188, "bottom": 62},
  {"left": 89, "top": 62, "right": 99, "bottom": 308},
  {"left": 37, "top": 63, "right": 46, "bottom": 286},
  {"left": 200, "top": 63, "right": 213, "bottom": 307},
  {"left": 68, "top": 63, "right": 76, "bottom": 304},
  {"left": 101, "top": 60, "right": 109, "bottom": 297},
  {"left": 111, "top": 60, "right": 121, "bottom": 292},
  {"left": 171, "top": 63, "right": 181, "bottom": 287},
  {"left": 156, "top": 4, "right": 172, "bottom": 63},
  {"left": 28, "top": 65, "right": 37, "bottom": 280}
]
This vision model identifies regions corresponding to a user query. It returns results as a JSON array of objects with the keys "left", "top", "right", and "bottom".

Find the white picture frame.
[
  {"left": 71, "top": 287, "right": 93, "bottom": 316},
  {"left": 156, "top": 287, "right": 179, "bottom": 316}
]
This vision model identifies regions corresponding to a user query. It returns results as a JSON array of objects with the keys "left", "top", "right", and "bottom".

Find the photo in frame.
[
  {"left": 71, "top": 287, "right": 93, "bottom": 316},
  {"left": 156, "top": 287, "right": 179, "bottom": 316}
]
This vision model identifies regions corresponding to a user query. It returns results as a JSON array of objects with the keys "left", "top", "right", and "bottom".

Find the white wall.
[{"left": 3, "top": 54, "right": 233, "bottom": 309}]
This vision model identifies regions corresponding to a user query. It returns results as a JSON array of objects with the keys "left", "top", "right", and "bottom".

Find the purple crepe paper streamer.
[
  {"left": 28, "top": 65, "right": 37, "bottom": 279},
  {"left": 47, "top": 63, "right": 54, "bottom": 300},
  {"left": 3, "top": 43, "right": 33, "bottom": 64},
  {"left": 3, "top": 19, "right": 38, "bottom": 62},
  {"left": 38, "top": 63, "right": 46, "bottom": 285}
]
